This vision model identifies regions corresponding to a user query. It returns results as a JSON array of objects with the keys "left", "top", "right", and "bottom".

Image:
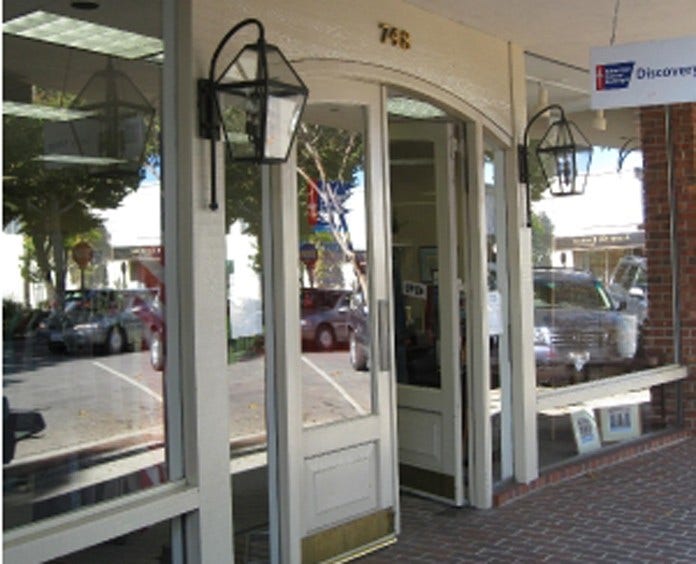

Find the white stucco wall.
[{"left": 196, "top": 0, "right": 516, "bottom": 140}]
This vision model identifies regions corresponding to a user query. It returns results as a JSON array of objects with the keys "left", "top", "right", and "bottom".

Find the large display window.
[
  {"left": 530, "top": 142, "right": 679, "bottom": 468},
  {"left": 3, "top": 0, "right": 167, "bottom": 531}
]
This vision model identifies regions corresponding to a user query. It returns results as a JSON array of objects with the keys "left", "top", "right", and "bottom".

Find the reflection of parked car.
[
  {"left": 534, "top": 268, "right": 637, "bottom": 385},
  {"left": 133, "top": 294, "right": 165, "bottom": 370},
  {"left": 301, "top": 288, "right": 351, "bottom": 351},
  {"left": 348, "top": 268, "right": 638, "bottom": 385},
  {"left": 347, "top": 290, "right": 370, "bottom": 370},
  {"left": 61, "top": 289, "right": 156, "bottom": 355},
  {"left": 608, "top": 255, "right": 647, "bottom": 325}
]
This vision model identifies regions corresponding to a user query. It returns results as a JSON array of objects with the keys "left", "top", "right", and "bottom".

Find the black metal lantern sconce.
[
  {"left": 198, "top": 18, "right": 309, "bottom": 210},
  {"left": 518, "top": 103, "right": 593, "bottom": 226}
]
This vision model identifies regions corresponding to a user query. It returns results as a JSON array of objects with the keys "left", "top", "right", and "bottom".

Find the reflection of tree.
[
  {"left": 296, "top": 123, "right": 365, "bottom": 294},
  {"left": 3, "top": 113, "right": 139, "bottom": 306},
  {"left": 225, "top": 122, "right": 366, "bottom": 293},
  {"left": 532, "top": 212, "right": 554, "bottom": 266},
  {"left": 526, "top": 140, "right": 556, "bottom": 265}
]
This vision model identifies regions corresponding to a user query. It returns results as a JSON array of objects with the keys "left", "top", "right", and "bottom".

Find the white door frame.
[
  {"left": 269, "top": 77, "right": 398, "bottom": 563},
  {"left": 390, "top": 120, "right": 465, "bottom": 506}
]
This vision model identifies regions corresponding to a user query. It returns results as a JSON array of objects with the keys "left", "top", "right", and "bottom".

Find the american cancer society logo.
[{"left": 595, "top": 61, "right": 635, "bottom": 91}]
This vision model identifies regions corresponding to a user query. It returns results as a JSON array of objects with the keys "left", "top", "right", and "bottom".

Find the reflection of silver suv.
[
  {"left": 608, "top": 255, "right": 647, "bottom": 325},
  {"left": 300, "top": 289, "right": 351, "bottom": 351},
  {"left": 534, "top": 268, "right": 638, "bottom": 385}
]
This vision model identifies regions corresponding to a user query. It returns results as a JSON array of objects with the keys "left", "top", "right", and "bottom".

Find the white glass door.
[
  {"left": 389, "top": 117, "right": 465, "bottom": 506},
  {"left": 272, "top": 76, "right": 398, "bottom": 562}
]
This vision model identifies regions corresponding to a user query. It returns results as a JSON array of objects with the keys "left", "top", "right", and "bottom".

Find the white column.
[
  {"left": 264, "top": 156, "right": 303, "bottom": 563},
  {"left": 182, "top": 4, "right": 234, "bottom": 561},
  {"left": 506, "top": 42, "right": 539, "bottom": 484}
]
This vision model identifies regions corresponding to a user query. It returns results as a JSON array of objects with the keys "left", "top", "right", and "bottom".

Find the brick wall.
[{"left": 639, "top": 104, "right": 696, "bottom": 431}]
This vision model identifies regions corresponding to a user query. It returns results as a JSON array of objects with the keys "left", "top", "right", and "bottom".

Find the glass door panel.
[
  {"left": 296, "top": 103, "right": 373, "bottom": 426},
  {"left": 388, "top": 93, "right": 465, "bottom": 506}
]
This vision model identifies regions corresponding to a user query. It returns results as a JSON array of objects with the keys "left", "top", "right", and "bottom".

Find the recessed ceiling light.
[
  {"left": 3, "top": 10, "right": 163, "bottom": 60},
  {"left": 3, "top": 101, "right": 94, "bottom": 121}
]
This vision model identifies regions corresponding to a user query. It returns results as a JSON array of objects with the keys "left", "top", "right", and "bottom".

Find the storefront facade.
[{"left": 3, "top": 1, "right": 692, "bottom": 562}]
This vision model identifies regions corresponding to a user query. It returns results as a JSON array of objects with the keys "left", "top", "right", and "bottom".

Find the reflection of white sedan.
[{"left": 301, "top": 289, "right": 351, "bottom": 351}]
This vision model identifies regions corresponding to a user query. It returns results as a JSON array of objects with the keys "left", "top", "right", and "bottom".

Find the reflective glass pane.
[
  {"left": 224, "top": 162, "right": 269, "bottom": 559},
  {"left": 297, "top": 103, "right": 372, "bottom": 427},
  {"left": 390, "top": 137, "right": 441, "bottom": 388},
  {"left": 3, "top": 2, "right": 165, "bottom": 529},
  {"left": 225, "top": 163, "right": 266, "bottom": 446},
  {"left": 531, "top": 146, "right": 673, "bottom": 468}
]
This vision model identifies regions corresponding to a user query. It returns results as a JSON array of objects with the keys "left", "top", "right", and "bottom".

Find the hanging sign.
[{"left": 590, "top": 36, "right": 696, "bottom": 109}]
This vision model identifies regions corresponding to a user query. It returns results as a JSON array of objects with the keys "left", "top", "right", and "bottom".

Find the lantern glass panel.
[
  {"left": 220, "top": 43, "right": 260, "bottom": 83},
  {"left": 264, "top": 92, "right": 305, "bottom": 160},
  {"left": 217, "top": 87, "right": 262, "bottom": 160}
]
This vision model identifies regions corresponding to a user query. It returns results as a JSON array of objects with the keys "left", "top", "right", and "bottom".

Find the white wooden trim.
[
  {"left": 4, "top": 483, "right": 198, "bottom": 564},
  {"left": 537, "top": 364, "right": 688, "bottom": 411},
  {"left": 441, "top": 124, "right": 465, "bottom": 506},
  {"left": 490, "top": 142, "right": 514, "bottom": 482},
  {"left": 380, "top": 84, "right": 402, "bottom": 534},
  {"left": 266, "top": 157, "right": 304, "bottom": 564},
  {"left": 465, "top": 120, "right": 493, "bottom": 509},
  {"left": 304, "top": 417, "right": 382, "bottom": 458}
]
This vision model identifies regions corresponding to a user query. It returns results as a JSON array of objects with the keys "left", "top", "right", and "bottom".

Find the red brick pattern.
[
  {"left": 640, "top": 104, "right": 696, "bottom": 431},
  {"left": 360, "top": 435, "right": 696, "bottom": 562}
]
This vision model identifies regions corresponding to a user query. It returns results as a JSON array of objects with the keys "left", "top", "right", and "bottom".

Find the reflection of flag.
[
  {"left": 307, "top": 180, "right": 318, "bottom": 226},
  {"left": 312, "top": 180, "right": 352, "bottom": 234}
]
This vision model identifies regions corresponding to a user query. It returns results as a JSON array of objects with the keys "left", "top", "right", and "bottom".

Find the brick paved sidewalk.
[{"left": 361, "top": 437, "right": 696, "bottom": 563}]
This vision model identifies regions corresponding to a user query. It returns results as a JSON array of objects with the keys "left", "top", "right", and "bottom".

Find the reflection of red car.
[{"left": 131, "top": 294, "right": 164, "bottom": 371}]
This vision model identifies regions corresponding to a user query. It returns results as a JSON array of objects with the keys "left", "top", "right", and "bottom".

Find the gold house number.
[{"left": 379, "top": 22, "right": 410, "bottom": 50}]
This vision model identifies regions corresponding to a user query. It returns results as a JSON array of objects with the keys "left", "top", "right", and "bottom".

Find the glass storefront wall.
[
  {"left": 296, "top": 102, "right": 373, "bottom": 427},
  {"left": 531, "top": 146, "right": 674, "bottom": 469},
  {"left": 3, "top": 1, "right": 167, "bottom": 529}
]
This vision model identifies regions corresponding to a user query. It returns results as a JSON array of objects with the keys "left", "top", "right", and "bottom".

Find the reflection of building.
[
  {"left": 111, "top": 245, "right": 163, "bottom": 289},
  {"left": 553, "top": 231, "right": 644, "bottom": 282}
]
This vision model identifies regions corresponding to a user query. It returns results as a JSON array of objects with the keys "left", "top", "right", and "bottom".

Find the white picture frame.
[
  {"left": 570, "top": 407, "right": 602, "bottom": 454},
  {"left": 599, "top": 404, "right": 642, "bottom": 442}
]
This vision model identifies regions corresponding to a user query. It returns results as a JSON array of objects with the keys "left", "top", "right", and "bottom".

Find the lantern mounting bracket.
[
  {"left": 518, "top": 103, "right": 592, "bottom": 227},
  {"left": 197, "top": 18, "right": 308, "bottom": 211}
]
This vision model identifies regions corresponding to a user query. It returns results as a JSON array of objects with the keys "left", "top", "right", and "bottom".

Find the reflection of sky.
[
  {"left": 99, "top": 180, "right": 161, "bottom": 247},
  {"left": 344, "top": 183, "right": 367, "bottom": 250},
  {"left": 534, "top": 149, "right": 644, "bottom": 237}
]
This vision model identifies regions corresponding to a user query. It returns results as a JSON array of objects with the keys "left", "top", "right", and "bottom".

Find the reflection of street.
[
  {"left": 4, "top": 339, "right": 164, "bottom": 461},
  {"left": 301, "top": 353, "right": 371, "bottom": 425},
  {"left": 4, "top": 341, "right": 371, "bottom": 462},
  {"left": 227, "top": 350, "right": 372, "bottom": 441},
  {"left": 3, "top": 339, "right": 372, "bottom": 527}
]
